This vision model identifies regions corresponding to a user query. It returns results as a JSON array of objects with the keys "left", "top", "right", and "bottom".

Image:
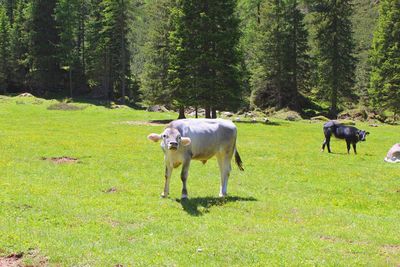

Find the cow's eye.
[
  {"left": 177, "top": 136, "right": 181, "bottom": 141},
  {"left": 162, "top": 134, "right": 167, "bottom": 138}
]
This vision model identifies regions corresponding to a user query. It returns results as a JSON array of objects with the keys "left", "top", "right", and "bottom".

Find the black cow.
[{"left": 321, "top": 121, "right": 369, "bottom": 154}]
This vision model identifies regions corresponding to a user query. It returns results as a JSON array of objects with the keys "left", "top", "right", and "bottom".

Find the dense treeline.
[{"left": 0, "top": 0, "right": 398, "bottom": 118}]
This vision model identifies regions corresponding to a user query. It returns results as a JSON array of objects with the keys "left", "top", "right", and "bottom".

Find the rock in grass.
[
  {"left": 337, "top": 119, "right": 356, "bottom": 126},
  {"left": 18, "top": 92, "right": 34, "bottom": 97},
  {"left": 311, "top": 115, "right": 330, "bottom": 121},
  {"left": 384, "top": 144, "right": 400, "bottom": 163},
  {"left": 147, "top": 105, "right": 169, "bottom": 112}
]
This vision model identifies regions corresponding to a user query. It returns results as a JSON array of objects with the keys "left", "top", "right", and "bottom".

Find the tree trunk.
[
  {"left": 205, "top": 106, "right": 211, "bottom": 118},
  {"left": 330, "top": 14, "right": 338, "bottom": 119},
  {"left": 178, "top": 106, "right": 186, "bottom": 119},
  {"left": 120, "top": 0, "right": 126, "bottom": 105},
  {"left": 69, "top": 67, "right": 73, "bottom": 98},
  {"left": 211, "top": 108, "right": 217, "bottom": 118},
  {"left": 195, "top": 106, "right": 198, "bottom": 118},
  {"left": 80, "top": 0, "right": 86, "bottom": 83},
  {"left": 330, "top": 76, "right": 338, "bottom": 118},
  {"left": 291, "top": 0, "right": 299, "bottom": 110},
  {"left": 104, "top": 48, "right": 111, "bottom": 100}
]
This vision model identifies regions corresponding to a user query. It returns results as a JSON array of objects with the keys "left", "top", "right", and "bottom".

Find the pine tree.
[
  {"left": 237, "top": 0, "right": 264, "bottom": 104},
  {"left": 284, "top": 0, "right": 310, "bottom": 102},
  {"left": 1, "top": 0, "right": 16, "bottom": 23},
  {"left": 140, "top": 0, "right": 175, "bottom": 107},
  {"left": 9, "top": 0, "right": 31, "bottom": 91},
  {"left": 311, "top": 0, "right": 356, "bottom": 117},
  {"left": 168, "top": 1, "right": 193, "bottom": 117},
  {"left": 85, "top": 0, "right": 104, "bottom": 95},
  {"left": 250, "top": 0, "right": 309, "bottom": 110},
  {"left": 86, "top": 0, "right": 131, "bottom": 102},
  {"left": 55, "top": 0, "right": 87, "bottom": 97},
  {"left": 0, "top": 5, "right": 11, "bottom": 93},
  {"left": 210, "top": 1, "right": 243, "bottom": 114},
  {"left": 369, "top": 0, "right": 400, "bottom": 117},
  {"left": 168, "top": 0, "right": 242, "bottom": 118},
  {"left": 29, "top": 0, "right": 61, "bottom": 94}
]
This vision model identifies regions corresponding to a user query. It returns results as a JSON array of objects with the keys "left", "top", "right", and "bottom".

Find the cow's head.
[
  {"left": 148, "top": 127, "right": 191, "bottom": 150},
  {"left": 358, "top": 130, "right": 370, "bottom": 141}
]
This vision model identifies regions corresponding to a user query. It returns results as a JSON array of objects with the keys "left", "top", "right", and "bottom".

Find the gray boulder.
[{"left": 384, "top": 144, "right": 400, "bottom": 163}]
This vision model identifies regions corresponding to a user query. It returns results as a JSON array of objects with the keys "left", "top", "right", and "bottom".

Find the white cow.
[
  {"left": 148, "top": 119, "right": 244, "bottom": 199},
  {"left": 384, "top": 143, "right": 400, "bottom": 163}
]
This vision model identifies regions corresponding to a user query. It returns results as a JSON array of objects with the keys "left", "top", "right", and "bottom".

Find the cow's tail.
[{"left": 234, "top": 149, "right": 244, "bottom": 171}]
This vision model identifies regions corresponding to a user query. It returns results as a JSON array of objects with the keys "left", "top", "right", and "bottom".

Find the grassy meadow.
[{"left": 0, "top": 96, "right": 399, "bottom": 266}]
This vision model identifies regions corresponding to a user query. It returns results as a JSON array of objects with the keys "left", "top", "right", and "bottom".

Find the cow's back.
[
  {"left": 170, "top": 119, "right": 237, "bottom": 160},
  {"left": 335, "top": 125, "right": 358, "bottom": 139}
]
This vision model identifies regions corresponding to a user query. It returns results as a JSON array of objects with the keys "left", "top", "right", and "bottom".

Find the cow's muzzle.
[{"left": 168, "top": 142, "right": 178, "bottom": 150}]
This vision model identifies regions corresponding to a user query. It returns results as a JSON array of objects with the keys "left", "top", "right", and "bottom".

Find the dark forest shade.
[
  {"left": 30, "top": 0, "right": 61, "bottom": 92},
  {"left": 0, "top": 5, "right": 11, "bottom": 93}
]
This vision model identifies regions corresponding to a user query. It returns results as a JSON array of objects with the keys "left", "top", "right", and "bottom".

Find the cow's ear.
[
  {"left": 181, "top": 137, "right": 191, "bottom": 146},
  {"left": 148, "top": 133, "right": 162, "bottom": 142}
]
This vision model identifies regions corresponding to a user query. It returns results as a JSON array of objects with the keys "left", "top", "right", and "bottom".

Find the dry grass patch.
[
  {"left": 47, "top": 102, "right": 84, "bottom": 111},
  {"left": 41, "top": 156, "right": 79, "bottom": 164}
]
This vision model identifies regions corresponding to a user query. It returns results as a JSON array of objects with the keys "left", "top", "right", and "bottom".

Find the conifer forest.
[{"left": 0, "top": 0, "right": 399, "bottom": 118}]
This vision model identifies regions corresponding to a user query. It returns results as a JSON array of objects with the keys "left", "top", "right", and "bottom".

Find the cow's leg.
[
  {"left": 326, "top": 136, "right": 332, "bottom": 153},
  {"left": 162, "top": 165, "right": 173, "bottom": 198},
  {"left": 352, "top": 142, "right": 357, "bottom": 154},
  {"left": 322, "top": 128, "right": 332, "bottom": 153},
  {"left": 180, "top": 159, "right": 191, "bottom": 199},
  {"left": 346, "top": 140, "right": 351, "bottom": 154},
  {"left": 321, "top": 139, "right": 327, "bottom": 152},
  {"left": 217, "top": 153, "right": 232, "bottom": 197}
]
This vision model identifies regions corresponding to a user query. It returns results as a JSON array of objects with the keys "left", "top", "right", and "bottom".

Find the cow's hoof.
[
  {"left": 219, "top": 193, "right": 227, "bottom": 198},
  {"left": 181, "top": 194, "right": 188, "bottom": 199},
  {"left": 161, "top": 192, "right": 168, "bottom": 198}
]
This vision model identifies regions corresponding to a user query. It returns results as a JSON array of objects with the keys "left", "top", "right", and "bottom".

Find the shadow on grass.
[
  {"left": 149, "top": 120, "right": 283, "bottom": 126},
  {"left": 149, "top": 119, "right": 173, "bottom": 125},
  {"left": 175, "top": 196, "right": 257, "bottom": 216},
  {"left": 234, "top": 121, "right": 282, "bottom": 126},
  {"left": 328, "top": 152, "right": 374, "bottom": 157},
  {"left": 326, "top": 151, "right": 348, "bottom": 155}
]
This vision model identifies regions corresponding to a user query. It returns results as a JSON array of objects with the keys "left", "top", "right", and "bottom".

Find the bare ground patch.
[
  {"left": 103, "top": 187, "right": 118, "bottom": 193},
  {"left": 41, "top": 156, "right": 79, "bottom": 164},
  {"left": 0, "top": 253, "right": 23, "bottom": 267},
  {"left": 0, "top": 250, "right": 48, "bottom": 267}
]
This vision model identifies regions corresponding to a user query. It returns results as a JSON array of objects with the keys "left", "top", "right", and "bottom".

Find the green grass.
[{"left": 0, "top": 96, "right": 399, "bottom": 266}]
